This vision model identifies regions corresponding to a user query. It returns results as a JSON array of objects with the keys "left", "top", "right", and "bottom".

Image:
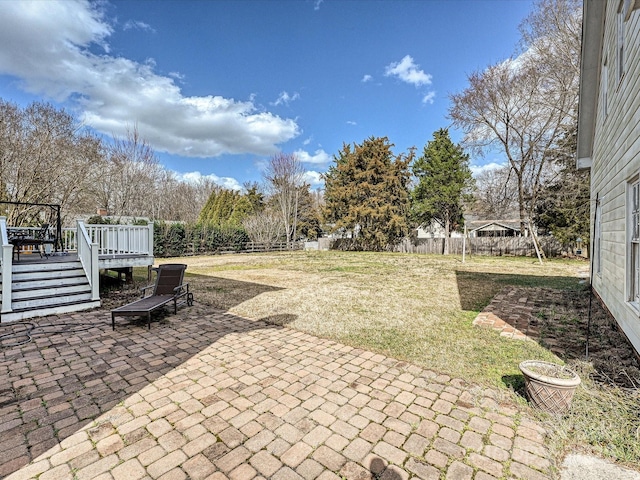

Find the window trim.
[{"left": 618, "top": 3, "right": 625, "bottom": 83}]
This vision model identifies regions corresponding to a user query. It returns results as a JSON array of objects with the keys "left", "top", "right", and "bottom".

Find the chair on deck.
[
  {"left": 111, "top": 263, "right": 194, "bottom": 330},
  {"left": 11, "top": 223, "right": 54, "bottom": 261}
]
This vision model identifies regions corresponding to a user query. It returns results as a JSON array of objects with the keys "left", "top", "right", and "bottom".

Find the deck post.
[
  {"left": 77, "top": 220, "right": 101, "bottom": 301},
  {"left": 1, "top": 217, "right": 13, "bottom": 314},
  {"left": 147, "top": 223, "right": 154, "bottom": 256},
  {"left": 90, "top": 242, "right": 99, "bottom": 300}
]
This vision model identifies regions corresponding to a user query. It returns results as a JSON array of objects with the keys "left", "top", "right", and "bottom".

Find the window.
[
  {"left": 629, "top": 180, "right": 640, "bottom": 304},
  {"left": 594, "top": 197, "right": 602, "bottom": 275},
  {"left": 618, "top": 4, "right": 625, "bottom": 81}
]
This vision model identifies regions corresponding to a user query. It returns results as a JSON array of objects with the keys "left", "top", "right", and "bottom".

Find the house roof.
[
  {"left": 576, "top": 0, "right": 606, "bottom": 170},
  {"left": 467, "top": 220, "right": 521, "bottom": 232}
]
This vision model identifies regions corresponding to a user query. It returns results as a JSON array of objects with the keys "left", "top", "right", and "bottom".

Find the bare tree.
[
  {"left": 263, "top": 153, "right": 305, "bottom": 245},
  {"left": 472, "top": 166, "right": 519, "bottom": 219},
  {"left": 0, "top": 100, "right": 102, "bottom": 225},
  {"left": 449, "top": 0, "right": 581, "bottom": 234},
  {"left": 242, "top": 207, "right": 284, "bottom": 245},
  {"left": 90, "top": 126, "right": 165, "bottom": 218},
  {"left": 149, "top": 172, "right": 218, "bottom": 222}
]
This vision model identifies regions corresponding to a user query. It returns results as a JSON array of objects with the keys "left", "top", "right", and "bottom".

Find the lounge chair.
[{"left": 111, "top": 263, "right": 194, "bottom": 330}]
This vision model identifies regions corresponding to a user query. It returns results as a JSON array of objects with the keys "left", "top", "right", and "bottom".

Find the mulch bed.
[{"left": 527, "top": 288, "right": 640, "bottom": 390}]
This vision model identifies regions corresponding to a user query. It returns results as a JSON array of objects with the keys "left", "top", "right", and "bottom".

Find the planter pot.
[{"left": 519, "top": 360, "right": 581, "bottom": 414}]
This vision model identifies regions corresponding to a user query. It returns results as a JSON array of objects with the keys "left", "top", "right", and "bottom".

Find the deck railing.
[
  {"left": 76, "top": 221, "right": 100, "bottom": 301},
  {"left": 63, "top": 224, "right": 154, "bottom": 257},
  {"left": 0, "top": 217, "right": 13, "bottom": 313}
]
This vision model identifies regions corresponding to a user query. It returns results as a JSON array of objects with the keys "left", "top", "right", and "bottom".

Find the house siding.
[{"left": 590, "top": 1, "right": 640, "bottom": 352}]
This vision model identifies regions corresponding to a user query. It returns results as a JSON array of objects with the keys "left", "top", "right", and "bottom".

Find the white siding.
[{"left": 591, "top": 1, "right": 640, "bottom": 352}]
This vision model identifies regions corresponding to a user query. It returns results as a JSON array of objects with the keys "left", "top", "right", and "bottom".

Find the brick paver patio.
[{"left": 0, "top": 303, "right": 552, "bottom": 480}]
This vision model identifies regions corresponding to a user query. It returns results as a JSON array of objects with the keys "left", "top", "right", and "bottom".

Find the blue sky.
[{"left": 0, "top": 0, "right": 532, "bottom": 191}]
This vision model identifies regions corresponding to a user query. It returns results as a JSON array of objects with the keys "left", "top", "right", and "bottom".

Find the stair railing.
[
  {"left": 0, "top": 217, "right": 12, "bottom": 314},
  {"left": 77, "top": 220, "right": 100, "bottom": 301}
]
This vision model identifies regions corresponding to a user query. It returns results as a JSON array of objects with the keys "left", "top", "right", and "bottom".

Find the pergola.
[{"left": 0, "top": 201, "right": 63, "bottom": 252}]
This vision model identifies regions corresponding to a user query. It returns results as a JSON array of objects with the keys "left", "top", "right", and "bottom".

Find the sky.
[{"left": 0, "top": 0, "right": 533, "bottom": 191}]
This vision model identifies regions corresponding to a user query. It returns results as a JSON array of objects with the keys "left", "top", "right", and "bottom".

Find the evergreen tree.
[
  {"left": 534, "top": 122, "right": 590, "bottom": 250},
  {"left": 323, "top": 136, "right": 413, "bottom": 251},
  {"left": 412, "top": 129, "right": 473, "bottom": 254},
  {"left": 198, "top": 188, "right": 254, "bottom": 226}
]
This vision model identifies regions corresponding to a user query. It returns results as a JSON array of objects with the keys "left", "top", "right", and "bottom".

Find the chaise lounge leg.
[{"left": 112, "top": 313, "right": 115, "bottom": 330}]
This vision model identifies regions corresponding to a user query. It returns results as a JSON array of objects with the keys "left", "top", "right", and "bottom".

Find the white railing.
[
  {"left": 0, "top": 217, "right": 13, "bottom": 313},
  {"left": 63, "top": 223, "right": 154, "bottom": 257},
  {"left": 76, "top": 221, "right": 99, "bottom": 301}
]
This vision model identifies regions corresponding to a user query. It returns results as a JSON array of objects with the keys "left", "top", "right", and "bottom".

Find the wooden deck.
[{"left": 10, "top": 251, "right": 154, "bottom": 269}]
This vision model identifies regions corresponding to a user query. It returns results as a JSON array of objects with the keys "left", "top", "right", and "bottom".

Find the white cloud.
[
  {"left": 122, "top": 20, "right": 155, "bottom": 33},
  {"left": 304, "top": 170, "right": 324, "bottom": 187},
  {"left": 384, "top": 55, "right": 432, "bottom": 87},
  {"left": 470, "top": 162, "right": 506, "bottom": 177},
  {"left": 176, "top": 171, "right": 243, "bottom": 191},
  {"left": 272, "top": 91, "right": 300, "bottom": 106},
  {"left": 422, "top": 91, "right": 436, "bottom": 104},
  {"left": 314, "top": 0, "right": 324, "bottom": 11},
  {"left": 346, "top": 120, "right": 357, "bottom": 126},
  {"left": 361, "top": 74, "right": 373, "bottom": 83},
  {"left": 0, "top": 0, "right": 299, "bottom": 158},
  {"left": 303, "top": 136, "right": 313, "bottom": 146},
  {"left": 294, "top": 148, "right": 332, "bottom": 165}
]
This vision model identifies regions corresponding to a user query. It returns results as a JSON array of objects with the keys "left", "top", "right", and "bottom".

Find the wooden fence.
[
  {"left": 178, "top": 241, "right": 304, "bottom": 256},
  {"left": 395, "top": 236, "right": 564, "bottom": 257}
]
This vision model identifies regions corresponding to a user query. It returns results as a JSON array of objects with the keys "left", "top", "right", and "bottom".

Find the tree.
[
  {"left": 449, "top": 0, "right": 581, "bottom": 236},
  {"left": 263, "top": 153, "right": 305, "bottom": 245},
  {"left": 534, "top": 122, "right": 590, "bottom": 249},
  {"left": 412, "top": 129, "right": 474, "bottom": 254},
  {"left": 198, "top": 188, "right": 254, "bottom": 226},
  {"left": 242, "top": 207, "right": 284, "bottom": 245},
  {"left": 296, "top": 185, "right": 323, "bottom": 241},
  {"left": 323, "top": 136, "right": 413, "bottom": 251},
  {"left": 472, "top": 166, "right": 519, "bottom": 219},
  {"left": 0, "top": 99, "right": 102, "bottom": 224}
]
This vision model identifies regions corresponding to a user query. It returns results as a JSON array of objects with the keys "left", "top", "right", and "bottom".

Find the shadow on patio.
[{"left": 0, "top": 275, "right": 291, "bottom": 477}]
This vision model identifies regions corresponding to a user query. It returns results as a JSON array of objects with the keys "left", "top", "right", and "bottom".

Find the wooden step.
[
  {"left": 12, "top": 269, "right": 86, "bottom": 282},
  {"left": 11, "top": 292, "right": 94, "bottom": 311},
  {"left": 1, "top": 300, "right": 101, "bottom": 323},
  {"left": 12, "top": 283, "right": 91, "bottom": 300},
  {"left": 11, "top": 260, "right": 83, "bottom": 274},
  {"left": 12, "top": 277, "right": 87, "bottom": 291}
]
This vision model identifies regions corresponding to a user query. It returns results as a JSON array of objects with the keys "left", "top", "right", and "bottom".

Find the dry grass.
[{"left": 153, "top": 251, "right": 583, "bottom": 386}]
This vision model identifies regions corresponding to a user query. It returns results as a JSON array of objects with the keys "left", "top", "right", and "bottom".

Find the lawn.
[
  {"left": 159, "top": 251, "right": 584, "bottom": 387},
  {"left": 123, "top": 250, "right": 639, "bottom": 469}
]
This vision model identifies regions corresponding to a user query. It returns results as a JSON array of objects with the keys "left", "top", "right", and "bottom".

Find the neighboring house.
[
  {"left": 577, "top": 0, "right": 640, "bottom": 353},
  {"left": 416, "top": 218, "right": 524, "bottom": 239},
  {"left": 466, "top": 220, "right": 522, "bottom": 238},
  {"left": 415, "top": 221, "right": 463, "bottom": 239}
]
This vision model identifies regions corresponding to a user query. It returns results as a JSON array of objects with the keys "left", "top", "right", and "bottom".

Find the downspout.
[{"left": 586, "top": 192, "right": 599, "bottom": 360}]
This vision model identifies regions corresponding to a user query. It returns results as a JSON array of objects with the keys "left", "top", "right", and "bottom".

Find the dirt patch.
[{"left": 531, "top": 288, "right": 640, "bottom": 390}]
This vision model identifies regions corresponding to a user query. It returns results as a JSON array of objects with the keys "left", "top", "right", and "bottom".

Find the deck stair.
[{"left": 0, "top": 260, "right": 100, "bottom": 322}]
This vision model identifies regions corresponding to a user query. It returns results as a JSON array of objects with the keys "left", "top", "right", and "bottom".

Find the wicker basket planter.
[{"left": 519, "top": 360, "right": 581, "bottom": 414}]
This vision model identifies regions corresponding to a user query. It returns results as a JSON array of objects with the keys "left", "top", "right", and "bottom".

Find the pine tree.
[
  {"left": 198, "top": 188, "right": 254, "bottom": 226},
  {"left": 412, "top": 129, "right": 474, "bottom": 254},
  {"left": 534, "top": 122, "right": 590, "bottom": 250},
  {"left": 323, "top": 136, "right": 413, "bottom": 251}
]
